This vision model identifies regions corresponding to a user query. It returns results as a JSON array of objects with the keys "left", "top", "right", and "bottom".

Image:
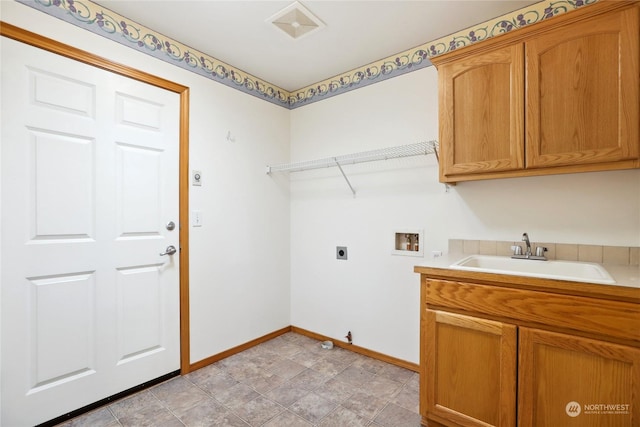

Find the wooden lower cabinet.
[
  {"left": 423, "top": 310, "right": 516, "bottom": 427},
  {"left": 419, "top": 277, "right": 640, "bottom": 427},
  {"left": 518, "top": 328, "right": 640, "bottom": 427}
]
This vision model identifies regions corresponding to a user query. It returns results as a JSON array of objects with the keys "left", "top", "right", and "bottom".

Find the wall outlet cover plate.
[{"left": 336, "top": 246, "right": 348, "bottom": 260}]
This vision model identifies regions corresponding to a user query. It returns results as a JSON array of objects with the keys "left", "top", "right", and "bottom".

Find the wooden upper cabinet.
[
  {"left": 526, "top": 6, "right": 640, "bottom": 169},
  {"left": 432, "top": 1, "right": 640, "bottom": 183},
  {"left": 439, "top": 44, "right": 524, "bottom": 179}
]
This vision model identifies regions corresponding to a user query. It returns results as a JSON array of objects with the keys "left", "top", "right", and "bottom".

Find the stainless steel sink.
[{"left": 449, "top": 255, "right": 616, "bottom": 285}]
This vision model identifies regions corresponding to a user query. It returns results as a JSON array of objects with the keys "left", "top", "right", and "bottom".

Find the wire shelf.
[
  {"left": 266, "top": 140, "right": 439, "bottom": 174},
  {"left": 266, "top": 140, "right": 439, "bottom": 197}
]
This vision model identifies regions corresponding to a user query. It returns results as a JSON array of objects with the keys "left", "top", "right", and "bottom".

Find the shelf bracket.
[
  {"left": 334, "top": 158, "right": 356, "bottom": 198},
  {"left": 431, "top": 144, "right": 451, "bottom": 192}
]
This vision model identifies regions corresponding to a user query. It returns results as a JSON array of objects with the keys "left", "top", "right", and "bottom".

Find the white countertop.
[{"left": 415, "top": 252, "right": 640, "bottom": 289}]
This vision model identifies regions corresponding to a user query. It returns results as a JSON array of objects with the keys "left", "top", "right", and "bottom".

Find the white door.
[{"left": 1, "top": 38, "right": 181, "bottom": 426}]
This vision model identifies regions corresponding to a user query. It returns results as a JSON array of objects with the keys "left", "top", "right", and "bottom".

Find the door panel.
[
  {"left": 1, "top": 37, "right": 180, "bottom": 426},
  {"left": 518, "top": 328, "right": 640, "bottom": 427},
  {"left": 439, "top": 44, "right": 524, "bottom": 179},
  {"left": 117, "top": 265, "right": 164, "bottom": 363},
  {"left": 116, "top": 143, "right": 163, "bottom": 236},
  {"left": 29, "top": 272, "right": 96, "bottom": 391},
  {"left": 425, "top": 309, "right": 517, "bottom": 427},
  {"left": 525, "top": 6, "right": 639, "bottom": 167},
  {"left": 29, "top": 66, "right": 96, "bottom": 118},
  {"left": 31, "top": 130, "right": 95, "bottom": 239}
]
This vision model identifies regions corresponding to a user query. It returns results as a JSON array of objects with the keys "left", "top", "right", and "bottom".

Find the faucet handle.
[
  {"left": 535, "top": 246, "right": 548, "bottom": 257},
  {"left": 511, "top": 245, "right": 523, "bottom": 255}
]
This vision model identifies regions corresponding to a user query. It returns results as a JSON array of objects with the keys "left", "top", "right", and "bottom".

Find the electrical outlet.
[
  {"left": 432, "top": 250, "right": 443, "bottom": 258},
  {"left": 336, "top": 246, "right": 348, "bottom": 260}
]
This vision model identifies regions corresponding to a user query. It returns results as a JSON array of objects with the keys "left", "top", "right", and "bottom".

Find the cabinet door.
[
  {"left": 424, "top": 310, "right": 516, "bottom": 427},
  {"left": 438, "top": 44, "right": 524, "bottom": 180},
  {"left": 519, "top": 328, "right": 640, "bottom": 427},
  {"left": 526, "top": 6, "right": 639, "bottom": 168}
]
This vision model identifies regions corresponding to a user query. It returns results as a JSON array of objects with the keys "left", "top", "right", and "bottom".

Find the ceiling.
[{"left": 94, "top": 0, "right": 539, "bottom": 91}]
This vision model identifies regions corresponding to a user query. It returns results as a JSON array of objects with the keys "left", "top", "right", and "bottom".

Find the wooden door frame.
[{"left": 0, "top": 22, "right": 192, "bottom": 374}]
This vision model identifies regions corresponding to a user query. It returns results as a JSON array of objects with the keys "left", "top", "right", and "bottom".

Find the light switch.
[{"left": 192, "top": 210, "right": 202, "bottom": 227}]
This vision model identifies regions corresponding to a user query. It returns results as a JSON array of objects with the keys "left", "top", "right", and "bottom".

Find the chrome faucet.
[
  {"left": 522, "top": 233, "right": 532, "bottom": 256},
  {"left": 512, "top": 232, "right": 547, "bottom": 260}
]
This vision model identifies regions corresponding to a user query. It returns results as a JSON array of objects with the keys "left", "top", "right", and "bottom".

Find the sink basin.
[{"left": 449, "top": 255, "right": 616, "bottom": 285}]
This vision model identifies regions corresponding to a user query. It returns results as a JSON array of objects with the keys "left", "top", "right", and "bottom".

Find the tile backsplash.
[{"left": 449, "top": 239, "right": 640, "bottom": 266}]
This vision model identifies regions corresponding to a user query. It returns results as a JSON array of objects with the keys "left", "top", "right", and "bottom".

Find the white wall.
[
  {"left": 3, "top": 0, "right": 640, "bottom": 370},
  {"left": 289, "top": 68, "right": 440, "bottom": 363},
  {"left": 1, "top": 2, "right": 291, "bottom": 364},
  {"left": 290, "top": 66, "right": 640, "bottom": 364}
]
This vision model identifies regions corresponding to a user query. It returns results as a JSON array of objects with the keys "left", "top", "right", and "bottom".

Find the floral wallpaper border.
[
  {"left": 290, "top": 0, "right": 598, "bottom": 108},
  {"left": 15, "top": 0, "right": 292, "bottom": 108},
  {"left": 15, "top": 0, "right": 599, "bottom": 110}
]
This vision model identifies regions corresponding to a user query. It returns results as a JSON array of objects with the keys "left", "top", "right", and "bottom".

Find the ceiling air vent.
[{"left": 267, "top": 1, "right": 325, "bottom": 40}]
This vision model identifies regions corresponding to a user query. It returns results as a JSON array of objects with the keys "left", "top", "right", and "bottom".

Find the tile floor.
[{"left": 56, "top": 332, "right": 422, "bottom": 426}]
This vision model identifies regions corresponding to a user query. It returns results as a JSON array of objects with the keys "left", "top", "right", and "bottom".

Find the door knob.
[{"left": 159, "top": 245, "right": 177, "bottom": 256}]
